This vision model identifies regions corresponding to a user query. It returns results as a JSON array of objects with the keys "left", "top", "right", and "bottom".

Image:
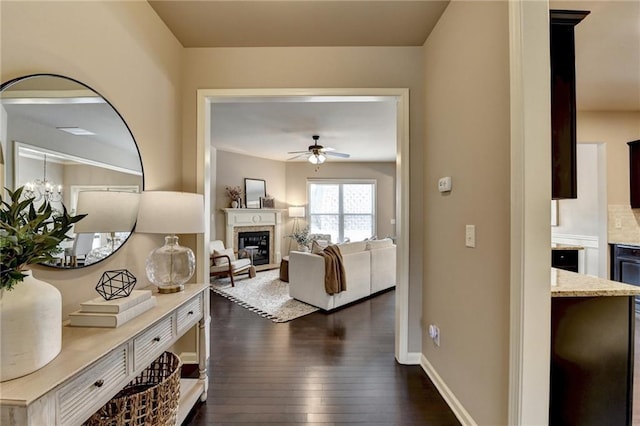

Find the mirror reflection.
[
  {"left": 244, "top": 178, "right": 266, "bottom": 209},
  {"left": 0, "top": 74, "right": 144, "bottom": 268}
]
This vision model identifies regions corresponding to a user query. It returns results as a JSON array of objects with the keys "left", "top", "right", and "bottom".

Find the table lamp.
[
  {"left": 288, "top": 206, "right": 305, "bottom": 252},
  {"left": 74, "top": 191, "right": 140, "bottom": 264},
  {"left": 136, "top": 191, "right": 205, "bottom": 293}
]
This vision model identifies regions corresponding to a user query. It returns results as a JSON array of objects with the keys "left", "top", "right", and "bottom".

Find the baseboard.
[
  {"left": 420, "top": 354, "right": 477, "bottom": 426},
  {"left": 405, "top": 351, "right": 421, "bottom": 364}
]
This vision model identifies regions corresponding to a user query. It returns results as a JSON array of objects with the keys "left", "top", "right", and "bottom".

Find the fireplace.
[
  {"left": 238, "top": 231, "right": 270, "bottom": 266},
  {"left": 223, "top": 208, "right": 283, "bottom": 268}
]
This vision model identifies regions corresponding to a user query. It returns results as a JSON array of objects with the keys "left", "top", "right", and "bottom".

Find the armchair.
[{"left": 209, "top": 240, "right": 255, "bottom": 286}]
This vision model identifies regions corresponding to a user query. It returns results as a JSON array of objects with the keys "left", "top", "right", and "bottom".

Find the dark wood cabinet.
[
  {"left": 629, "top": 140, "right": 640, "bottom": 208},
  {"left": 550, "top": 296, "right": 634, "bottom": 426},
  {"left": 550, "top": 10, "right": 589, "bottom": 199}
]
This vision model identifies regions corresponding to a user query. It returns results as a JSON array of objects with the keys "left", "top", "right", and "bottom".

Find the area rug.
[{"left": 210, "top": 269, "right": 319, "bottom": 323}]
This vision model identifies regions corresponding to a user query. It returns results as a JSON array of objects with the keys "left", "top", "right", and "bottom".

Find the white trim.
[
  {"left": 508, "top": 1, "right": 552, "bottom": 424},
  {"left": 196, "top": 88, "right": 411, "bottom": 362},
  {"left": 405, "top": 351, "right": 421, "bottom": 365},
  {"left": 551, "top": 233, "right": 599, "bottom": 248},
  {"left": 420, "top": 355, "right": 477, "bottom": 426}
]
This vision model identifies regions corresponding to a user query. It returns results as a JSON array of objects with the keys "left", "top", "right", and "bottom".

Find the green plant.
[
  {"left": 0, "top": 187, "right": 86, "bottom": 291},
  {"left": 288, "top": 225, "right": 311, "bottom": 247}
]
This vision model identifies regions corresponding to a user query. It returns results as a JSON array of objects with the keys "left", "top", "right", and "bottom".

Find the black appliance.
[{"left": 611, "top": 243, "right": 640, "bottom": 311}]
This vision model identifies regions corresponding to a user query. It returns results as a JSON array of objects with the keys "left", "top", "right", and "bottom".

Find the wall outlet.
[
  {"left": 428, "top": 324, "right": 440, "bottom": 347},
  {"left": 615, "top": 217, "right": 623, "bottom": 229},
  {"left": 438, "top": 176, "right": 452, "bottom": 193}
]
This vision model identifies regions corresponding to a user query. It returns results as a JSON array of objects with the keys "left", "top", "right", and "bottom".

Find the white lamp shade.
[
  {"left": 74, "top": 191, "right": 140, "bottom": 233},
  {"left": 136, "top": 191, "right": 205, "bottom": 234},
  {"left": 288, "top": 206, "right": 305, "bottom": 218}
]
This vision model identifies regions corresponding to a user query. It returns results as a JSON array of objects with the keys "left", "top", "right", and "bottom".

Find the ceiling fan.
[{"left": 287, "top": 135, "right": 351, "bottom": 164}]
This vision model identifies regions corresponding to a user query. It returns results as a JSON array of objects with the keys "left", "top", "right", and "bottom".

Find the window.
[{"left": 308, "top": 180, "right": 376, "bottom": 243}]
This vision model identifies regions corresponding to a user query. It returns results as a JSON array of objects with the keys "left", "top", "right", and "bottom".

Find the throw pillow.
[
  {"left": 365, "top": 238, "right": 394, "bottom": 250},
  {"left": 311, "top": 240, "right": 329, "bottom": 254},
  {"left": 337, "top": 241, "right": 367, "bottom": 255},
  {"left": 213, "top": 248, "right": 235, "bottom": 266}
]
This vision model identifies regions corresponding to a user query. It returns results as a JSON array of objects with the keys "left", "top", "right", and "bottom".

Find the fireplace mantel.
[{"left": 223, "top": 208, "right": 284, "bottom": 267}]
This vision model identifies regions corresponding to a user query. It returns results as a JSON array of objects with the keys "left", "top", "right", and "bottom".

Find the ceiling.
[{"left": 148, "top": 0, "right": 639, "bottom": 163}]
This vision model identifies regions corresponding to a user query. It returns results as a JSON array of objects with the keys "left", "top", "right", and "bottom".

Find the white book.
[
  {"left": 69, "top": 297, "right": 157, "bottom": 328},
  {"left": 80, "top": 290, "right": 153, "bottom": 314}
]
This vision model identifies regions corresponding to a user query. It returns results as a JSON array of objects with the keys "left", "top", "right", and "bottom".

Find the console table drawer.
[
  {"left": 133, "top": 315, "right": 174, "bottom": 370},
  {"left": 177, "top": 294, "right": 203, "bottom": 334},
  {"left": 57, "top": 345, "right": 128, "bottom": 425}
]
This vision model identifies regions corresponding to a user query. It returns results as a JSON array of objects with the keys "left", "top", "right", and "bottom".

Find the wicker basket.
[{"left": 84, "top": 351, "right": 182, "bottom": 426}]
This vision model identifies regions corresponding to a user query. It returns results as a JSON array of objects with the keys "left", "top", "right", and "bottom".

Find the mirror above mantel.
[{"left": 0, "top": 74, "right": 144, "bottom": 269}]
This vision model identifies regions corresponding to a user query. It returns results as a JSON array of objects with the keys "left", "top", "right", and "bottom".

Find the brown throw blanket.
[{"left": 319, "top": 245, "right": 347, "bottom": 295}]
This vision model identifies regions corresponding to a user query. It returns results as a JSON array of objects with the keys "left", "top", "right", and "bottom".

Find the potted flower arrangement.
[
  {"left": 288, "top": 225, "right": 311, "bottom": 251},
  {"left": 0, "top": 186, "right": 86, "bottom": 381},
  {"left": 225, "top": 185, "right": 243, "bottom": 208}
]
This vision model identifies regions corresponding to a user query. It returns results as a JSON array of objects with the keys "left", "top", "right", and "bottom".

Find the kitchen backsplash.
[{"left": 609, "top": 205, "right": 640, "bottom": 245}]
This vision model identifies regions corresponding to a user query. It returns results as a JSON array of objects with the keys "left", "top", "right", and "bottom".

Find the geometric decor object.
[{"left": 95, "top": 269, "right": 137, "bottom": 300}]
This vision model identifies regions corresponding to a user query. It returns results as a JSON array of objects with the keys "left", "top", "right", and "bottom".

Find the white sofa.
[{"left": 289, "top": 239, "right": 396, "bottom": 311}]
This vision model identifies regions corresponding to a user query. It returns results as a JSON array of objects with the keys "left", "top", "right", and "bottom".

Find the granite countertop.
[
  {"left": 551, "top": 268, "right": 640, "bottom": 297},
  {"left": 551, "top": 244, "right": 584, "bottom": 250}
]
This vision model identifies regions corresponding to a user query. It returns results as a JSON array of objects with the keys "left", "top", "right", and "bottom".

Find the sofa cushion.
[
  {"left": 311, "top": 240, "right": 330, "bottom": 254},
  {"left": 213, "top": 248, "right": 235, "bottom": 266},
  {"left": 366, "top": 238, "right": 394, "bottom": 250},
  {"left": 337, "top": 241, "right": 367, "bottom": 255}
]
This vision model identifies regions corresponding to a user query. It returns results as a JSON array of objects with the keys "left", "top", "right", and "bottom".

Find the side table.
[{"left": 279, "top": 256, "right": 289, "bottom": 282}]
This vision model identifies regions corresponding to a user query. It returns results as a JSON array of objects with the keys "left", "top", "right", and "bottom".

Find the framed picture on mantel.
[
  {"left": 245, "top": 178, "right": 266, "bottom": 209},
  {"left": 260, "top": 197, "right": 274, "bottom": 209}
]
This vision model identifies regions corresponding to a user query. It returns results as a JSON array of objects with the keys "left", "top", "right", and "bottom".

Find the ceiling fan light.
[
  {"left": 308, "top": 154, "right": 319, "bottom": 164},
  {"left": 317, "top": 153, "right": 326, "bottom": 164}
]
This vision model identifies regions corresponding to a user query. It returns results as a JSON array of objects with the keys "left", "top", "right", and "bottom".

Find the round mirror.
[{"left": 0, "top": 74, "right": 144, "bottom": 268}]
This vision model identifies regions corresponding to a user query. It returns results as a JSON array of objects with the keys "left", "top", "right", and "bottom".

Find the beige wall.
[
  {"left": 213, "top": 150, "right": 287, "bottom": 242},
  {"left": 577, "top": 111, "right": 640, "bottom": 205},
  {"left": 423, "top": 1, "right": 510, "bottom": 424},
  {"left": 183, "top": 46, "right": 425, "bottom": 351},
  {"left": 1, "top": 1, "right": 184, "bottom": 318}
]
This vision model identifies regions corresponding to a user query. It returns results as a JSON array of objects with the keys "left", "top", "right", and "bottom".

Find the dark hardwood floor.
[{"left": 183, "top": 287, "right": 460, "bottom": 425}]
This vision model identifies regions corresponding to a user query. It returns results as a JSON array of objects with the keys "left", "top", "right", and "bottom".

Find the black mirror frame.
[{"left": 0, "top": 73, "right": 145, "bottom": 269}]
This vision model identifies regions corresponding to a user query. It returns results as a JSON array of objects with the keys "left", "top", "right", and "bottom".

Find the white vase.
[
  {"left": 297, "top": 244, "right": 310, "bottom": 252},
  {"left": 0, "top": 270, "right": 62, "bottom": 382},
  {"left": 231, "top": 200, "right": 238, "bottom": 208}
]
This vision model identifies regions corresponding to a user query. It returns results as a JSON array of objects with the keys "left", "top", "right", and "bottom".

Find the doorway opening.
[{"left": 195, "top": 88, "right": 412, "bottom": 362}]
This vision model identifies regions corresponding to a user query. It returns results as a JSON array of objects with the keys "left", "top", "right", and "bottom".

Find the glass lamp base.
[
  {"left": 157, "top": 284, "right": 184, "bottom": 294},
  {"left": 145, "top": 235, "right": 195, "bottom": 293}
]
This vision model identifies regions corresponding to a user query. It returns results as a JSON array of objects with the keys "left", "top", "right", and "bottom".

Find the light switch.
[{"left": 465, "top": 225, "right": 476, "bottom": 248}]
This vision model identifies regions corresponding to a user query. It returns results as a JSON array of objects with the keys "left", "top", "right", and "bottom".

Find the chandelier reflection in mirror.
[{"left": 23, "top": 154, "right": 63, "bottom": 203}]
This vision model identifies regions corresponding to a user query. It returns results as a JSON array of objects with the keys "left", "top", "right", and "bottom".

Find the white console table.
[{"left": 0, "top": 283, "right": 210, "bottom": 425}]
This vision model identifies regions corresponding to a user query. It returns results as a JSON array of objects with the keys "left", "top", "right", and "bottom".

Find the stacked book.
[{"left": 69, "top": 290, "right": 156, "bottom": 328}]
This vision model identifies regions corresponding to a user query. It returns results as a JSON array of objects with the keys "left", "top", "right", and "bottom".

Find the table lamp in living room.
[{"left": 136, "top": 191, "right": 205, "bottom": 293}]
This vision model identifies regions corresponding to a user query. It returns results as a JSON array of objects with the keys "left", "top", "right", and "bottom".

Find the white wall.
[{"left": 552, "top": 144, "right": 602, "bottom": 276}]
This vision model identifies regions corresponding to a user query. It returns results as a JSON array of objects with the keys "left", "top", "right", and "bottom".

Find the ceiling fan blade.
[
  {"left": 324, "top": 151, "right": 350, "bottom": 158},
  {"left": 287, "top": 150, "right": 311, "bottom": 154},
  {"left": 319, "top": 147, "right": 335, "bottom": 152},
  {"left": 287, "top": 153, "right": 310, "bottom": 161}
]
